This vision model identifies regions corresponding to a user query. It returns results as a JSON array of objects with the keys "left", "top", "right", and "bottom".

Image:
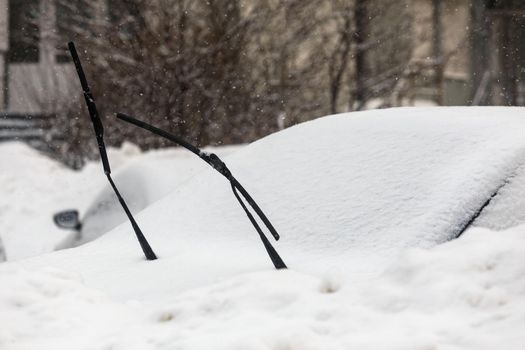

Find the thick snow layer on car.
[
  {"left": 55, "top": 144, "right": 238, "bottom": 249},
  {"left": 3, "top": 107, "right": 525, "bottom": 349},
  {"left": 9, "top": 107, "right": 525, "bottom": 301},
  {"left": 1, "top": 224, "right": 525, "bottom": 350},
  {"left": 473, "top": 161, "right": 525, "bottom": 230}
]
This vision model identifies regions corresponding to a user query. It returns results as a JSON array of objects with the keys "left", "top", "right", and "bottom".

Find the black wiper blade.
[
  {"left": 68, "top": 42, "right": 110, "bottom": 174},
  {"left": 68, "top": 42, "right": 157, "bottom": 261},
  {"left": 116, "top": 112, "right": 286, "bottom": 269}
]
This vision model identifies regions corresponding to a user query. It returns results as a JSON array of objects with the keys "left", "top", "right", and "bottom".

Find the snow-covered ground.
[
  {"left": 2, "top": 225, "right": 524, "bottom": 349},
  {"left": 1, "top": 107, "right": 525, "bottom": 349}
]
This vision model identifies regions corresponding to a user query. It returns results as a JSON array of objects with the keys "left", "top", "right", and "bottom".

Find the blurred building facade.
[
  {"left": 472, "top": 0, "right": 525, "bottom": 106},
  {"left": 0, "top": 0, "right": 73, "bottom": 115},
  {"left": 411, "top": 0, "right": 525, "bottom": 106},
  {"left": 0, "top": 0, "right": 524, "bottom": 131}
]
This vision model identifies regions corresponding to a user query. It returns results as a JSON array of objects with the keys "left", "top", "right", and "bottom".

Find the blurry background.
[{"left": 0, "top": 0, "right": 523, "bottom": 167}]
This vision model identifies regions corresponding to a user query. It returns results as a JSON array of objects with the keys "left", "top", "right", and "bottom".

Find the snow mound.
[
  {"left": 0, "top": 266, "right": 141, "bottom": 349},
  {"left": 12, "top": 107, "right": 525, "bottom": 301},
  {"left": 2, "top": 224, "right": 525, "bottom": 349}
]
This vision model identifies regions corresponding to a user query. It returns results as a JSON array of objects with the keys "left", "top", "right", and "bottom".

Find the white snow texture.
[{"left": 2, "top": 107, "right": 525, "bottom": 349}]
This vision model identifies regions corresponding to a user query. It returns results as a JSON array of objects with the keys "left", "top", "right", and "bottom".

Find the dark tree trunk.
[
  {"left": 432, "top": 0, "right": 444, "bottom": 105},
  {"left": 353, "top": 1, "right": 367, "bottom": 110}
]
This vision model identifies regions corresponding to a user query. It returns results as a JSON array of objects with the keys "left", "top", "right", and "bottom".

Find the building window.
[{"left": 8, "top": 0, "right": 40, "bottom": 63}]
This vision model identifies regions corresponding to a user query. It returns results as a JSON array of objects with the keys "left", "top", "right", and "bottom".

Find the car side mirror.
[{"left": 53, "top": 210, "right": 82, "bottom": 231}]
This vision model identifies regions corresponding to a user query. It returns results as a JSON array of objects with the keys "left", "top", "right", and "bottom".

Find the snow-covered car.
[
  {"left": 21, "top": 106, "right": 525, "bottom": 286},
  {"left": 3, "top": 107, "right": 525, "bottom": 349},
  {"left": 53, "top": 146, "right": 238, "bottom": 250},
  {"left": 53, "top": 169, "right": 151, "bottom": 250}
]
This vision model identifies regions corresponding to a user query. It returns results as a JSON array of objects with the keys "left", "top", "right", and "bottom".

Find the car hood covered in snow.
[{"left": 10, "top": 107, "right": 525, "bottom": 301}]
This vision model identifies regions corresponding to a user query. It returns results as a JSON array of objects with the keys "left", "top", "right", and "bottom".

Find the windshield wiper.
[
  {"left": 68, "top": 42, "right": 157, "bottom": 261},
  {"left": 116, "top": 112, "right": 287, "bottom": 269}
]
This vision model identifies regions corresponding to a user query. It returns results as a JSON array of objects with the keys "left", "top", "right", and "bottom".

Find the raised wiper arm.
[
  {"left": 68, "top": 42, "right": 157, "bottom": 261},
  {"left": 116, "top": 112, "right": 286, "bottom": 269},
  {"left": 68, "top": 42, "right": 110, "bottom": 174}
]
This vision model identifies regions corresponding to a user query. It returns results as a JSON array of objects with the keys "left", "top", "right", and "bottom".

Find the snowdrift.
[
  {"left": 9, "top": 107, "right": 525, "bottom": 300},
  {"left": 3, "top": 107, "right": 525, "bottom": 349},
  {"left": 3, "top": 225, "right": 525, "bottom": 349}
]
